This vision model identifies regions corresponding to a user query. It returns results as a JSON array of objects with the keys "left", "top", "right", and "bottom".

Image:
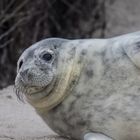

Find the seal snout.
[
  {"left": 20, "top": 69, "right": 28, "bottom": 77},
  {"left": 19, "top": 69, "right": 30, "bottom": 84}
]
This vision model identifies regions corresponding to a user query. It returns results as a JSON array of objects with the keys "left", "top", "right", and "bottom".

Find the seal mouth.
[
  {"left": 15, "top": 74, "right": 56, "bottom": 102},
  {"left": 14, "top": 84, "right": 46, "bottom": 101},
  {"left": 15, "top": 84, "right": 53, "bottom": 103}
]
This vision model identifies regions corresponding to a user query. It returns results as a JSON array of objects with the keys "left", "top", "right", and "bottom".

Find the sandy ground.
[{"left": 0, "top": 86, "right": 67, "bottom": 140}]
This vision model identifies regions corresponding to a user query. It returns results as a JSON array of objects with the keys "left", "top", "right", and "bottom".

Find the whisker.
[{"left": 14, "top": 85, "right": 25, "bottom": 103}]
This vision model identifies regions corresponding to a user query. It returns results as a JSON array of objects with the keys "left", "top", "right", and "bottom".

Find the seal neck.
[{"left": 27, "top": 47, "right": 83, "bottom": 112}]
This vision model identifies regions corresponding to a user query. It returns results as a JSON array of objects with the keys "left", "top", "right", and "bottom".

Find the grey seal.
[{"left": 15, "top": 31, "right": 140, "bottom": 140}]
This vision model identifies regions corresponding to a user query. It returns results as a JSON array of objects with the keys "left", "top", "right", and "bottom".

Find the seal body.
[
  {"left": 39, "top": 38, "right": 140, "bottom": 140},
  {"left": 15, "top": 32, "right": 140, "bottom": 140}
]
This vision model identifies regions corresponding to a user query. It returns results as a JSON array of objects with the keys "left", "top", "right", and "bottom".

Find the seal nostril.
[{"left": 19, "top": 60, "right": 23, "bottom": 69}]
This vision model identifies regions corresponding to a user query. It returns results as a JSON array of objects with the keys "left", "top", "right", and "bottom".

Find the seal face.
[
  {"left": 15, "top": 38, "right": 82, "bottom": 110},
  {"left": 15, "top": 32, "right": 140, "bottom": 140},
  {"left": 15, "top": 41, "right": 57, "bottom": 100},
  {"left": 15, "top": 38, "right": 70, "bottom": 102}
]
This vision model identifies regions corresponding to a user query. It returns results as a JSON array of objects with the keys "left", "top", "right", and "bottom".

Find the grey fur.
[{"left": 15, "top": 31, "right": 140, "bottom": 140}]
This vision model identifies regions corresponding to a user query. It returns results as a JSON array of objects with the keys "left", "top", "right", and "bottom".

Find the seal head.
[{"left": 15, "top": 38, "right": 82, "bottom": 111}]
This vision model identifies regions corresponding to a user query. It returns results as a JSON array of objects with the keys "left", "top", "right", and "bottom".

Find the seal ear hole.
[{"left": 19, "top": 60, "right": 23, "bottom": 69}]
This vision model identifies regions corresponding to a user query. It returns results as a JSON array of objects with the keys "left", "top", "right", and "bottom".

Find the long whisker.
[{"left": 14, "top": 85, "right": 25, "bottom": 103}]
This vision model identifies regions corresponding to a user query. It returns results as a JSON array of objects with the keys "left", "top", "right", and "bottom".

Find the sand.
[{"left": 0, "top": 86, "right": 67, "bottom": 140}]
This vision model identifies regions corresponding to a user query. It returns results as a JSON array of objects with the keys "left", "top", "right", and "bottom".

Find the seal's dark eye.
[
  {"left": 42, "top": 53, "right": 53, "bottom": 61},
  {"left": 19, "top": 60, "right": 23, "bottom": 69}
]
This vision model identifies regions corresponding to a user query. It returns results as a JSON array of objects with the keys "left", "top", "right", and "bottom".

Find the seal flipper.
[
  {"left": 123, "top": 39, "right": 140, "bottom": 69},
  {"left": 84, "top": 132, "right": 113, "bottom": 140}
]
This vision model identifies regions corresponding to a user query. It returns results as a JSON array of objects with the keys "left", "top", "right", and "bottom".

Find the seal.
[{"left": 15, "top": 31, "right": 140, "bottom": 140}]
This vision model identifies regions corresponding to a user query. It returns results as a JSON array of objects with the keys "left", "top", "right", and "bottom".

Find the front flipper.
[{"left": 84, "top": 132, "right": 113, "bottom": 140}]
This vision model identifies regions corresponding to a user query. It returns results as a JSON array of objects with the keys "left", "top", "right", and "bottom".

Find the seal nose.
[
  {"left": 20, "top": 69, "right": 28, "bottom": 77},
  {"left": 20, "top": 69, "right": 29, "bottom": 83}
]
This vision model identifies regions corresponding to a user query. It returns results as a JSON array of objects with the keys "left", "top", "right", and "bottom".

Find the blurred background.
[{"left": 0, "top": 0, "right": 140, "bottom": 88}]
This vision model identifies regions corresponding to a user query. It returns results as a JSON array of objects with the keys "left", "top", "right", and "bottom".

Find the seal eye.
[
  {"left": 19, "top": 60, "right": 23, "bottom": 69},
  {"left": 42, "top": 53, "right": 53, "bottom": 61}
]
